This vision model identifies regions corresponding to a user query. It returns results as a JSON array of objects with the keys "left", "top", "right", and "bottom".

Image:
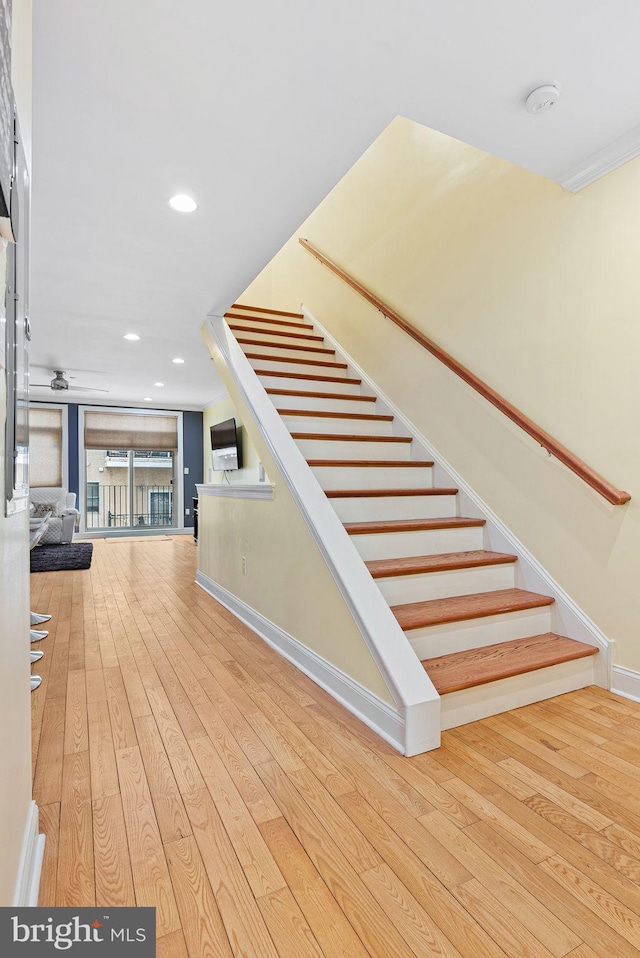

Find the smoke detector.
[{"left": 525, "top": 83, "right": 561, "bottom": 115}]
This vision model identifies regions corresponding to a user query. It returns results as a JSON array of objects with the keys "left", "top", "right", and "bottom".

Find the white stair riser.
[
  {"left": 408, "top": 606, "right": 553, "bottom": 659},
  {"left": 349, "top": 524, "right": 484, "bottom": 560},
  {"left": 281, "top": 415, "right": 393, "bottom": 437},
  {"left": 294, "top": 438, "right": 411, "bottom": 461},
  {"left": 374, "top": 563, "right": 515, "bottom": 605},
  {"left": 271, "top": 393, "right": 378, "bottom": 414},
  {"left": 250, "top": 356, "right": 348, "bottom": 377},
  {"left": 330, "top": 494, "right": 457, "bottom": 522},
  {"left": 311, "top": 464, "right": 434, "bottom": 490},
  {"left": 229, "top": 322, "right": 317, "bottom": 342},
  {"left": 240, "top": 341, "right": 335, "bottom": 364},
  {"left": 258, "top": 374, "right": 362, "bottom": 396},
  {"left": 439, "top": 656, "right": 596, "bottom": 731}
]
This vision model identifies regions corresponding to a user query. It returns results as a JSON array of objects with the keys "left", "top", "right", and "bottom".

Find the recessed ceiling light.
[
  {"left": 172, "top": 358, "right": 185, "bottom": 364},
  {"left": 168, "top": 194, "right": 197, "bottom": 213},
  {"left": 143, "top": 397, "right": 152, "bottom": 402},
  {"left": 154, "top": 382, "right": 164, "bottom": 387},
  {"left": 124, "top": 333, "right": 140, "bottom": 341}
]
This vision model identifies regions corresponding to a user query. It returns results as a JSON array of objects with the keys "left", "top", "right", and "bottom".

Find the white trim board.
[
  {"left": 13, "top": 801, "right": 45, "bottom": 906},
  {"left": 302, "top": 304, "right": 612, "bottom": 685},
  {"left": 75, "top": 528, "right": 193, "bottom": 539},
  {"left": 558, "top": 123, "right": 640, "bottom": 192},
  {"left": 611, "top": 665, "right": 640, "bottom": 703},
  {"left": 196, "top": 483, "right": 274, "bottom": 500},
  {"left": 196, "top": 570, "right": 407, "bottom": 752},
  {"left": 77, "top": 405, "right": 184, "bottom": 535},
  {"left": 204, "top": 313, "right": 440, "bottom": 756}
]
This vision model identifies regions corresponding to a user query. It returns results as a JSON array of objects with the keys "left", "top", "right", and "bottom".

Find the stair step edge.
[
  {"left": 255, "top": 370, "right": 359, "bottom": 384},
  {"left": 292, "top": 433, "right": 412, "bottom": 442},
  {"left": 278, "top": 409, "right": 393, "bottom": 421},
  {"left": 308, "top": 459, "right": 433, "bottom": 467},
  {"left": 345, "top": 517, "right": 485, "bottom": 535},
  {"left": 327, "top": 488, "right": 457, "bottom": 498},
  {"left": 392, "top": 587, "right": 554, "bottom": 630},
  {"left": 366, "top": 550, "right": 518, "bottom": 577},
  {"left": 247, "top": 353, "right": 347, "bottom": 369},
  {"left": 230, "top": 303, "right": 305, "bottom": 319},
  {"left": 229, "top": 323, "right": 323, "bottom": 341},
  {"left": 238, "top": 337, "right": 335, "bottom": 355},
  {"left": 422, "top": 633, "right": 598, "bottom": 694},
  {"left": 267, "top": 389, "right": 376, "bottom": 401}
]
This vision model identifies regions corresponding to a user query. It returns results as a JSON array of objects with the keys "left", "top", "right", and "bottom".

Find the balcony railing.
[{"left": 86, "top": 483, "right": 173, "bottom": 528}]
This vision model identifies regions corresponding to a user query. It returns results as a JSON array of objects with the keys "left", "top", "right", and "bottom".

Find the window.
[
  {"left": 29, "top": 405, "right": 64, "bottom": 487},
  {"left": 86, "top": 481, "right": 99, "bottom": 513}
]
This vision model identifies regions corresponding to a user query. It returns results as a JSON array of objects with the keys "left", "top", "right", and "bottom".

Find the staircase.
[{"left": 223, "top": 303, "right": 600, "bottom": 732}]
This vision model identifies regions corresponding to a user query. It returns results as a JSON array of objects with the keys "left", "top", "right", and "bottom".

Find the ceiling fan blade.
[
  {"left": 67, "top": 385, "right": 110, "bottom": 393},
  {"left": 31, "top": 383, "right": 55, "bottom": 388}
]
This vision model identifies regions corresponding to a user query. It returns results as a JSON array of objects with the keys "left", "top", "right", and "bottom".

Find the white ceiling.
[{"left": 29, "top": 0, "right": 640, "bottom": 409}]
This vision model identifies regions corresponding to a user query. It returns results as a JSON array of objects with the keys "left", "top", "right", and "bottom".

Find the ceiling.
[{"left": 29, "top": 0, "right": 640, "bottom": 409}]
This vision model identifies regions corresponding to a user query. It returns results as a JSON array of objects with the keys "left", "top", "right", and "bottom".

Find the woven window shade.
[
  {"left": 30, "top": 406, "right": 63, "bottom": 487},
  {"left": 84, "top": 412, "right": 178, "bottom": 451}
]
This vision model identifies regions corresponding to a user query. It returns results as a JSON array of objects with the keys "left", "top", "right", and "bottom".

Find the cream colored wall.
[
  {"left": 198, "top": 330, "right": 393, "bottom": 701},
  {"left": 241, "top": 115, "right": 640, "bottom": 673},
  {"left": 0, "top": 0, "right": 33, "bottom": 905},
  {"left": 10, "top": 0, "right": 32, "bottom": 166},
  {"left": 202, "top": 394, "right": 262, "bottom": 485}
]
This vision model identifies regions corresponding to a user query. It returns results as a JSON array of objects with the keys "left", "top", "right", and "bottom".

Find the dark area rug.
[{"left": 30, "top": 542, "right": 93, "bottom": 572}]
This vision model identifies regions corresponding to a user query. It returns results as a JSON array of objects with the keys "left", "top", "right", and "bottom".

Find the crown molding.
[{"left": 558, "top": 123, "right": 640, "bottom": 192}]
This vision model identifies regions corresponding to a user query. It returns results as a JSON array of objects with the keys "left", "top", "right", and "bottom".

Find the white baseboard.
[
  {"left": 195, "top": 570, "right": 412, "bottom": 753},
  {"left": 611, "top": 665, "right": 640, "bottom": 703},
  {"left": 76, "top": 528, "right": 193, "bottom": 540},
  {"left": 13, "top": 801, "right": 45, "bottom": 906}
]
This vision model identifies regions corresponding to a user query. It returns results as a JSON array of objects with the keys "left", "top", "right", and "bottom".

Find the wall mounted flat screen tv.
[{"left": 210, "top": 418, "right": 242, "bottom": 471}]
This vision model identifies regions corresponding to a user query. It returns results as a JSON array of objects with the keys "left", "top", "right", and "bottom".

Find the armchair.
[{"left": 29, "top": 487, "right": 81, "bottom": 545}]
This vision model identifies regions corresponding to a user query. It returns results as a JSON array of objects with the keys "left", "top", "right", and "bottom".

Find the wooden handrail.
[{"left": 300, "top": 237, "right": 631, "bottom": 506}]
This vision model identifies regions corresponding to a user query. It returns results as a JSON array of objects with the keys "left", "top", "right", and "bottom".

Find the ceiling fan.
[{"left": 31, "top": 369, "right": 109, "bottom": 394}]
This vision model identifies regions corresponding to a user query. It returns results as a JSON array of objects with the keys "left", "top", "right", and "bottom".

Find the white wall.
[{"left": 0, "top": 0, "right": 34, "bottom": 905}]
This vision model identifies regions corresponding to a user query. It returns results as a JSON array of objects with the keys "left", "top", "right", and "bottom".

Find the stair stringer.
[
  {"left": 302, "top": 305, "right": 612, "bottom": 689},
  {"left": 202, "top": 314, "right": 440, "bottom": 755}
]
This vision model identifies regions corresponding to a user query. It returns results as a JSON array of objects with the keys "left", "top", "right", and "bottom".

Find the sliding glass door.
[
  {"left": 85, "top": 449, "right": 175, "bottom": 530},
  {"left": 83, "top": 410, "right": 179, "bottom": 532}
]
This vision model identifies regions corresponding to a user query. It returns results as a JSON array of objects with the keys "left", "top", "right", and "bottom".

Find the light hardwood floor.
[{"left": 31, "top": 535, "right": 640, "bottom": 957}]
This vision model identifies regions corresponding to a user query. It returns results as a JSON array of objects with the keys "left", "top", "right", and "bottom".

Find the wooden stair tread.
[
  {"left": 422, "top": 633, "right": 598, "bottom": 694},
  {"left": 308, "top": 459, "right": 433, "bottom": 466},
  {"left": 230, "top": 303, "right": 305, "bottom": 319},
  {"left": 392, "top": 588, "right": 554, "bottom": 630},
  {"left": 366, "top": 550, "right": 517, "bottom": 578},
  {"left": 226, "top": 312, "right": 312, "bottom": 329},
  {"left": 248, "top": 354, "right": 347, "bottom": 369},
  {"left": 256, "top": 370, "right": 361, "bottom": 385},
  {"left": 291, "top": 432, "right": 411, "bottom": 443},
  {"left": 238, "top": 337, "right": 334, "bottom": 355},
  {"left": 267, "top": 388, "right": 376, "bottom": 402},
  {"left": 278, "top": 408, "right": 393, "bottom": 422},
  {"left": 345, "top": 517, "right": 485, "bottom": 535},
  {"left": 327, "top": 487, "right": 457, "bottom": 498},
  {"left": 229, "top": 323, "right": 323, "bottom": 342}
]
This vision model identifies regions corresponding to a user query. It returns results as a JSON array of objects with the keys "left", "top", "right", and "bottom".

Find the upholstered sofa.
[{"left": 29, "top": 487, "right": 81, "bottom": 545}]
